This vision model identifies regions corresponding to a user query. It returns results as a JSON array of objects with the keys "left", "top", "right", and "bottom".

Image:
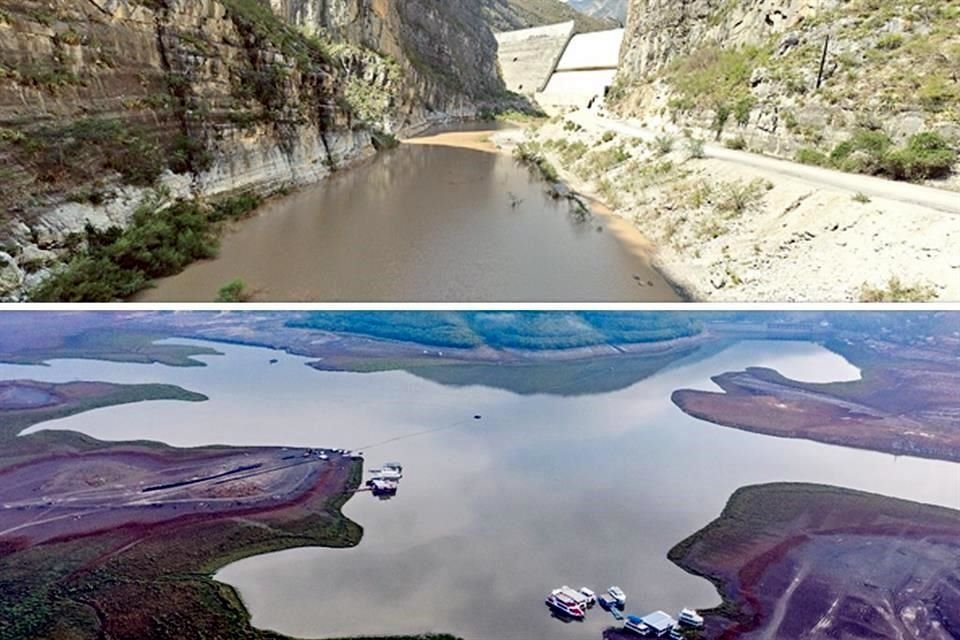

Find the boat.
[
  {"left": 545, "top": 586, "right": 586, "bottom": 619},
  {"left": 374, "top": 462, "right": 402, "bottom": 480},
  {"left": 369, "top": 478, "right": 399, "bottom": 495},
  {"left": 578, "top": 587, "right": 596, "bottom": 607},
  {"left": 677, "top": 608, "right": 704, "bottom": 628},
  {"left": 624, "top": 614, "right": 645, "bottom": 634},
  {"left": 383, "top": 462, "right": 403, "bottom": 473},
  {"left": 607, "top": 586, "right": 626, "bottom": 607}
]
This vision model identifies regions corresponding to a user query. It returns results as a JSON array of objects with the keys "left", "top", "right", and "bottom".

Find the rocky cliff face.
[
  {"left": 614, "top": 0, "right": 960, "bottom": 163},
  {"left": 0, "top": 0, "right": 504, "bottom": 299},
  {"left": 618, "top": 0, "right": 827, "bottom": 78},
  {"left": 269, "top": 0, "right": 503, "bottom": 129}
]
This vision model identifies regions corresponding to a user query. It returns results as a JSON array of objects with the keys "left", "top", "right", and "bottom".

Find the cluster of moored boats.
[
  {"left": 545, "top": 585, "right": 703, "bottom": 638},
  {"left": 366, "top": 462, "right": 403, "bottom": 495}
]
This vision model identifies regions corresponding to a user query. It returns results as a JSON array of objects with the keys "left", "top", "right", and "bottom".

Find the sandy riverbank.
[{"left": 481, "top": 112, "right": 960, "bottom": 302}]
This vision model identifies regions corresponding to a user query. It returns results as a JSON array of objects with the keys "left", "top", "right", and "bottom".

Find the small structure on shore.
[{"left": 624, "top": 610, "right": 678, "bottom": 637}]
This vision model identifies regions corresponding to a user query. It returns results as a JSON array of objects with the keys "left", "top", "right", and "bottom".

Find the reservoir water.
[
  {"left": 9, "top": 339, "right": 960, "bottom": 639},
  {"left": 136, "top": 128, "right": 677, "bottom": 302}
]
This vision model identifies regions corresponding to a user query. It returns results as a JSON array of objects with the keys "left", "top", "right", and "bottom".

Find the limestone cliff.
[
  {"left": 268, "top": 0, "right": 503, "bottom": 129},
  {"left": 614, "top": 0, "right": 960, "bottom": 163},
  {"left": 0, "top": 0, "right": 504, "bottom": 299}
]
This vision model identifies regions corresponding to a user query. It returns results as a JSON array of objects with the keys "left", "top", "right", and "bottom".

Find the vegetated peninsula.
[
  {"left": 0, "top": 379, "right": 377, "bottom": 640},
  {"left": 665, "top": 483, "right": 960, "bottom": 640},
  {"left": 671, "top": 331, "right": 960, "bottom": 462},
  {"left": 0, "top": 379, "right": 207, "bottom": 438}
]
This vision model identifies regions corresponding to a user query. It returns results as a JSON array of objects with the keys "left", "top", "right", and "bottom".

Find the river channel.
[{"left": 136, "top": 126, "right": 677, "bottom": 302}]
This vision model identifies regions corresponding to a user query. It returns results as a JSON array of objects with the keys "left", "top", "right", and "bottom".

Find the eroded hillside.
[{"left": 614, "top": 0, "right": 959, "bottom": 174}]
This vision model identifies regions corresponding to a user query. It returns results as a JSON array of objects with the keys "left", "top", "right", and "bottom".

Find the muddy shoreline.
[{"left": 663, "top": 483, "right": 960, "bottom": 639}]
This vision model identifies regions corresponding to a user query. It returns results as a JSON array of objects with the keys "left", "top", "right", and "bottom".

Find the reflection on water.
[
  {"left": 136, "top": 137, "right": 676, "bottom": 302},
  {"left": 9, "top": 340, "right": 960, "bottom": 640}
]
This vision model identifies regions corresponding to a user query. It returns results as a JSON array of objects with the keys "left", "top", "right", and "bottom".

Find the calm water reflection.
[
  {"left": 136, "top": 135, "right": 676, "bottom": 302},
  {"left": 10, "top": 340, "right": 960, "bottom": 640}
]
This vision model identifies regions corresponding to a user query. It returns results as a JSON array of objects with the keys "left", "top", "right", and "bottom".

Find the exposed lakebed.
[
  {"left": 136, "top": 126, "right": 677, "bottom": 302},
  {"left": 9, "top": 339, "right": 960, "bottom": 639}
]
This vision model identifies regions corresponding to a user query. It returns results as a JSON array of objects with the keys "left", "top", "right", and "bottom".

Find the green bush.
[
  {"left": 208, "top": 193, "right": 263, "bottom": 222},
  {"left": 917, "top": 74, "right": 958, "bottom": 112},
  {"left": 821, "top": 130, "right": 956, "bottom": 181},
  {"left": 653, "top": 135, "right": 675, "bottom": 156},
  {"left": 18, "top": 118, "right": 167, "bottom": 186},
  {"left": 724, "top": 135, "right": 747, "bottom": 150},
  {"left": 513, "top": 142, "right": 559, "bottom": 182},
  {"left": 883, "top": 132, "right": 957, "bottom": 180},
  {"left": 875, "top": 33, "right": 904, "bottom": 50},
  {"left": 216, "top": 279, "right": 249, "bottom": 302},
  {"left": 830, "top": 129, "right": 893, "bottom": 174},
  {"left": 31, "top": 198, "right": 222, "bottom": 302},
  {"left": 795, "top": 147, "right": 830, "bottom": 166},
  {"left": 686, "top": 136, "right": 706, "bottom": 159},
  {"left": 733, "top": 95, "right": 754, "bottom": 126}
]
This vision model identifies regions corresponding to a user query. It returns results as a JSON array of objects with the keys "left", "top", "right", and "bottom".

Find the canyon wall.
[
  {"left": 0, "top": 0, "right": 504, "bottom": 299},
  {"left": 268, "top": 0, "right": 504, "bottom": 130}
]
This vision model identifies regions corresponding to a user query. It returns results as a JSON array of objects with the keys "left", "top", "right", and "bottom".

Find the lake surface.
[
  {"left": 136, "top": 128, "right": 677, "bottom": 302},
  {"left": 9, "top": 339, "right": 960, "bottom": 640}
]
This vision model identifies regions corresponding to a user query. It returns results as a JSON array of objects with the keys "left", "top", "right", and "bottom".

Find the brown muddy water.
[{"left": 136, "top": 127, "right": 678, "bottom": 302}]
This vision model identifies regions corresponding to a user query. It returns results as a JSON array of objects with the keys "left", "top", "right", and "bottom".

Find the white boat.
[
  {"left": 579, "top": 587, "right": 596, "bottom": 606},
  {"left": 677, "top": 608, "right": 704, "bottom": 628},
  {"left": 369, "top": 462, "right": 403, "bottom": 481},
  {"left": 546, "top": 586, "right": 586, "bottom": 619},
  {"left": 607, "top": 586, "right": 626, "bottom": 607},
  {"left": 369, "top": 478, "right": 399, "bottom": 494}
]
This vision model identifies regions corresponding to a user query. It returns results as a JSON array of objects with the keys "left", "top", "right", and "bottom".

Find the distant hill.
[
  {"left": 565, "top": 0, "right": 628, "bottom": 23},
  {"left": 482, "top": 0, "right": 613, "bottom": 32},
  {"left": 288, "top": 312, "right": 702, "bottom": 350}
]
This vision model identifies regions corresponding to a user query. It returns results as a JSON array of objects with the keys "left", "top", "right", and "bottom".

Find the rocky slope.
[
  {"left": 0, "top": 0, "right": 503, "bottom": 300},
  {"left": 481, "top": 0, "right": 612, "bottom": 32},
  {"left": 613, "top": 0, "right": 959, "bottom": 167},
  {"left": 269, "top": 0, "right": 504, "bottom": 126},
  {"left": 566, "top": 0, "right": 627, "bottom": 23}
]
